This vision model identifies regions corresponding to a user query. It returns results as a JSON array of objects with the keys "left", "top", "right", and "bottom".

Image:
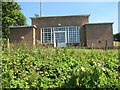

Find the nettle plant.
[{"left": 1, "top": 45, "right": 120, "bottom": 88}]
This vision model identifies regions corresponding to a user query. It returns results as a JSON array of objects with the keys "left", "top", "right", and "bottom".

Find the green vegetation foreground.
[{"left": 1, "top": 46, "right": 120, "bottom": 88}]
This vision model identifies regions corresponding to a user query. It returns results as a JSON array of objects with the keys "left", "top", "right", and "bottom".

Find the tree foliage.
[
  {"left": 2, "top": 2, "right": 26, "bottom": 38},
  {"left": 113, "top": 32, "right": 120, "bottom": 42},
  {"left": 0, "top": 1, "right": 1, "bottom": 20},
  {"left": 34, "top": 13, "right": 39, "bottom": 17}
]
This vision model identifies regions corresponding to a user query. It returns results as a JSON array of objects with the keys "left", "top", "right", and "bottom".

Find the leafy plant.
[{"left": 1, "top": 46, "right": 120, "bottom": 89}]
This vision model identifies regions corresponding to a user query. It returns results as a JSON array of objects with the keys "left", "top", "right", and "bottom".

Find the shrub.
[{"left": 1, "top": 46, "right": 120, "bottom": 88}]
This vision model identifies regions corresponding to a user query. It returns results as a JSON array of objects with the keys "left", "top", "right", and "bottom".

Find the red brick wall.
[
  {"left": 31, "top": 16, "right": 89, "bottom": 42},
  {"left": 85, "top": 23, "right": 113, "bottom": 48},
  {"left": 31, "top": 16, "right": 89, "bottom": 28},
  {"left": 80, "top": 25, "right": 86, "bottom": 46},
  {"left": 9, "top": 27, "right": 36, "bottom": 46}
]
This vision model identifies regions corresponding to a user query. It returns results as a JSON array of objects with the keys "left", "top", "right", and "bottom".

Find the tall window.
[
  {"left": 41, "top": 26, "right": 80, "bottom": 43},
  {"left": 42, "top": 28, "right": 52, "bottom": 43}
]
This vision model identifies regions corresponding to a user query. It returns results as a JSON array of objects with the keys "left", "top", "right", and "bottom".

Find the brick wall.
[
  {"left": 80, "top": 25, "right": 86, "bottom": 46},
  {"left": 84, "top": 23, "right": 113, "bottom": 48},
  {"left": 31, "top": 15, "right": 89, "bottom": 28},
  {"left": 9, "top": 26, "right": 37, "bottom": 47},
  {"left": 31, "top": 15, "right": 90, "bottom": 43}
]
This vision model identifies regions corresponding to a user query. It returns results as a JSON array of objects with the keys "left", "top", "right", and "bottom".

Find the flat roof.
[
  {"left": 30, "top": 14, "right": 90, "bottom": 19},
  {"left": 85, "top": 22, "right": 114, "bottom": 25},
  {"left": 9, "top": 25, "right": 37, "bottom": 29}
]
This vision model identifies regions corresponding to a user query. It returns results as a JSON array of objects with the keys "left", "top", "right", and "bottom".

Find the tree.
[
  {"left": 0, "top": 11, "right": 1, "bottom": 38},
  {"left": 34, "top": 13, "right": 39, "bottom": 17},
  {"left": 2, "top": 2, "right": 26, "bottom": 39},
  {"left": 113, "top": 32, "right": 120, "bottom": 42}
]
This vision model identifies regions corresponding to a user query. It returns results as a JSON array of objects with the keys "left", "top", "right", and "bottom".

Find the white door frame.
[{"left": 54, "top": 31, "right": 67, "bottom": 47}]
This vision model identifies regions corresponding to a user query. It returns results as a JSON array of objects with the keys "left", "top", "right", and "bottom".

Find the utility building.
[{"left": 9, "top": 15, "right": 113, "bottom": 48}]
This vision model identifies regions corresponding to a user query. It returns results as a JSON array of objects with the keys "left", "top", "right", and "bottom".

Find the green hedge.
[{"left": 1, "top": 46, "right": 120, "bottom": 88}]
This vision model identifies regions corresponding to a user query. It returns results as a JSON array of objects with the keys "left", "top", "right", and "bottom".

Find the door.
[{"left": 54, "top": 31, "right": 66, "bottom": 47}]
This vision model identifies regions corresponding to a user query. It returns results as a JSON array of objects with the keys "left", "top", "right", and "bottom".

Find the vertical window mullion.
[
  {"left": 76, "top": 27, "right": 77, "bottom": 43},
  {"left": 43, "top": 29, "right": 44, "bottom": 43},
  {"left": 78, "top": 27, "right": 80, "bottom": 43},
  {"left": 41, "top": 28, "right": 42, "bottom": 44},
  {"left": 53, "top": 27, "right": 54, "bottom": 43},
  {"left": 68, "top": 27, "right": 69, "bottom": 43},
  {"left": 51, "top": 28, "right": 52, "bottom": 43},
  {"left": 46, "top": 31, "right": 48, "bottom": 43}
]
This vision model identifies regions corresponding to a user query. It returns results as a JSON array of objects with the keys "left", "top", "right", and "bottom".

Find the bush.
[{"left": 1, "top": 46, "right": 120, "bottom": 88}]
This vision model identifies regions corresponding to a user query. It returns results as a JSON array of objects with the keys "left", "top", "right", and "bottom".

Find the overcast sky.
[{"left": 18, "top": 2, "right": 118, "bottom": 34}]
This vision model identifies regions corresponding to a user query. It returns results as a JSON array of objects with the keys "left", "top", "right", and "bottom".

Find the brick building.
[
  {"left": 9, "top": 15, "right": 113, "bottom": 48},
  {"left": 10, "top": 25, "right": 36, "bottom": 47}
]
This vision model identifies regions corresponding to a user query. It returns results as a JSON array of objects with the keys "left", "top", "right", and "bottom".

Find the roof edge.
[
  {"left": 84, "top": 22, "right": 114, "bottom": 25},
  {"left": 30, "top": 14, "right": 90, "bottom": 19},
  {"left": 9, "top": 25, "right": 37, "bottom": 29}
]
